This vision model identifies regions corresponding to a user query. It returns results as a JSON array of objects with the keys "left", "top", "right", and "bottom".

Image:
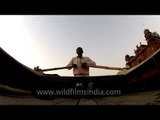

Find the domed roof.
[{"left": 144, "top": 29, "right": 150, "bottom": 34}]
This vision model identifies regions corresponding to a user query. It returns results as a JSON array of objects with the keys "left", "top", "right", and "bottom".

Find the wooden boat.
[
  {"left": 1, "top": 29, "right": 160, "bottom": 97},
  {"left": 0, "top": 47, "right": 126, "bottom": 90},
  {"left": 1, "top": 46, "right": 160, "bottom": 97}
]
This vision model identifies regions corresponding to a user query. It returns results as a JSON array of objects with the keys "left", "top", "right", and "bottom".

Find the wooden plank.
[
  {"left": 0, "top": 95, "right": 66, "bottom": 105},
  {"left": 55, "top": 98, "right": 79, "bottom": 105},
  {"left": 78, "top": 98, "right": 98, "bottom": 105},
  {"left": 93, "top": 90, "right": 160, "bottom": 105}
]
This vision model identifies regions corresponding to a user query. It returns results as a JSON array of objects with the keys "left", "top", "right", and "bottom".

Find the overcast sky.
[{"left": 0, "top": 15, "right": 160, "bottom": 76}]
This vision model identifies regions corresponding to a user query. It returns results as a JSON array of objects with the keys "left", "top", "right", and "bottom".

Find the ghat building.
[{"left": 125, "top": 29, "right": 160, "bottom": 68}]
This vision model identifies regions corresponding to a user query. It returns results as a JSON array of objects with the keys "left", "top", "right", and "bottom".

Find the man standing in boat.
[
  {"left": 67, "top": 47, "right": 96, "bottom": 89},
  {"left": 67, "top": 47, "right": 96, "bottom": 77}
]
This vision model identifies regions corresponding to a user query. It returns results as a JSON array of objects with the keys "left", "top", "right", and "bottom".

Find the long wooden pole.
[
  {"left": 41, "top": 66, "right": 72, "bottom": 72},
  {"left": 89, "top": 65, "right": 126, "bottom": 70},
  {"left": 38, "top": 65, "right": 126, "bottom": 72}
]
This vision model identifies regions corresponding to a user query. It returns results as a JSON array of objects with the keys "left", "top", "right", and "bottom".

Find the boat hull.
[{"left": 0, "top": 47, "right": 160, "bottom": 97}]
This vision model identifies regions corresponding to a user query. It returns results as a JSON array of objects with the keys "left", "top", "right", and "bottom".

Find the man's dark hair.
[{"left": 76, "top": 47, "right": 83, "bottom": 50}]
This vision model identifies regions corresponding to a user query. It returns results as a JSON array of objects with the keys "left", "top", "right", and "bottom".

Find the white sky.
[{"left": 0, "top": 15, "right": 160, "bottom": 76}]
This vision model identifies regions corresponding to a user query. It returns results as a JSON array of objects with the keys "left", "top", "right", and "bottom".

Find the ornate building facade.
[{"left": 125, "top": 29, "right": 160, "bottom": 68}]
